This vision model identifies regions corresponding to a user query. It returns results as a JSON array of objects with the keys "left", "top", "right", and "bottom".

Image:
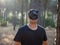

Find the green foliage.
[
  {"left": 7, "top": 15, "right": 20, "bottom": 25},
  {"left": 45, "top": 12, "right": 55, "bottom": 28},
  {"left": 0, "top": 15, "right": 7, "bottom": 26},
  {"left": 42, "top": 11, "right": 55, "bottom": 28},
  {"left": 7, "top": 16, "right": 12, "bottom": 23},
  {"left": 1, "top": 19, "right": 7, "bottom": 26},
  {"left": 16, "top": 18, "right": 20, "bottom": 25},
  {"left": 45, "top": 18, "right": 55, "bottom": 28},
  {"left": 0, "top": 16, "right": 3, "bottom": 22}
]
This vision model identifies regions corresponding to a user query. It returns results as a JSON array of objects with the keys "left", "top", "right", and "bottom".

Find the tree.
[
  {"left": 56, "top": 0, "right": 60, "bottom": 45},
  {"left": 24, "top": 0, "right": 29, "bottom": 24},
  {"left": 17, "top": 0, "right": 24, "bottom": 26}
]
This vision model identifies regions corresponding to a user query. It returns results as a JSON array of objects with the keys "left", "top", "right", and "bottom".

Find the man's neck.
[{"left": 27, "top": 23, "right": 38, "bottom": 30}]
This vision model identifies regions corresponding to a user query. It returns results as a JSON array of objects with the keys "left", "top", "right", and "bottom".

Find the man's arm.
[
  {"left": 42, "top": 28, "right": 48, "bottom": 45},
  {"left": 43, "top": 41, "right": 48, "bottom": 45},
  {"left": 14, "top": 41, "right": 21, "bottom": 45},
  {"left": 14, "top": 28, "right": 22, "bottom": 45}
]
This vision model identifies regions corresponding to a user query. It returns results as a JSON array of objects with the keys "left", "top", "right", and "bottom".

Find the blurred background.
[{"left": 0, "top": 0, "right": 57, "bottom": 45}]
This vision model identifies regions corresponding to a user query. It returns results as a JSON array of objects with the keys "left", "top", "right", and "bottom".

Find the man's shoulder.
[
  {"left": 20, "top": 25, "right": 27, "bottom": 28},
  {"left": 38, "top": 25, "right": 45, "bottom": 31},
  {"left": 18, "top": 25, "right": 27, "bottom": 30},
  {"left": 38, "top": 25, "right": 44, "bottom": 29}
]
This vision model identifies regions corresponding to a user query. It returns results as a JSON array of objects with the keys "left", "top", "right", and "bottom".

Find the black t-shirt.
[{"left": 14, "top": 25, "right": 47, "bottom": 45}]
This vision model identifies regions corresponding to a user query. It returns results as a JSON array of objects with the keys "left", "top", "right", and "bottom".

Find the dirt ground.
[{"left": 0, "top": 25, "right": 56, "bottom": 45}]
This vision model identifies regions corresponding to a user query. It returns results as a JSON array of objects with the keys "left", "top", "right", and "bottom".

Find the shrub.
[{"left": 1, "top": 19, "right": 7, "bottom": 26}]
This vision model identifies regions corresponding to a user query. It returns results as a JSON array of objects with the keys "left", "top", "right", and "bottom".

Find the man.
[{"left": 14, "top": 9, "right": 48, "bottom": 45}]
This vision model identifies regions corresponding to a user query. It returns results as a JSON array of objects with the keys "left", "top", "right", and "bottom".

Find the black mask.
[
  {"left": 29, "top": 13, "right": 38, "bottom": 20},
  {"left": 28, "top": 9, "right": 39, "bottom": 20}
]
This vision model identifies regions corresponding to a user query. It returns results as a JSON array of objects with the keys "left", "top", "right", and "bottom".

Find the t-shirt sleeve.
[
  {"left": 14, "top": 28, "right": 22, "bottom": 42},
  {"left": 43, "top": 29, "right": 47, "bottom": 41}
]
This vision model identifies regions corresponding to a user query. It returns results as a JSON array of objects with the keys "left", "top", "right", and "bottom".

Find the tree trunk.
[
  {"left": 20, "top": 0, "right": 24, "bottom": 26},
  {"left": 56, "top": 0, "right": 60, "bottom": 45},
  {"left": 24, "top": 0, "right": 29, "bottom": 24}
]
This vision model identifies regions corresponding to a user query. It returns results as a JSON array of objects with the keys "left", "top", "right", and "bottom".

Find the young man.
[{"left": 14, "top": 9, "right": 48, "bottom": 45}]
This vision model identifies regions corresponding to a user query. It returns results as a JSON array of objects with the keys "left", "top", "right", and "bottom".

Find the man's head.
[{"left": 28, "top": 9, "right": 39, "bottom": 23}]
